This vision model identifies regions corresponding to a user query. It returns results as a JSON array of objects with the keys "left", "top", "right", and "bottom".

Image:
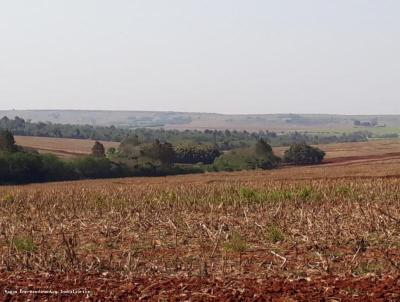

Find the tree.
[
  {"left": 255, "top": 139, "right": 272, "bottom": 156},
  {"left": 73, "top": 157, "right": 113, "bottom": 178},
  {"left": 142, "top": 140, "right": 175, "bottom": 165},
  {"left": 91, "top": 141, "right": 105, "bottom": 157},
  {"left": 283, "top": 143, "right": 325, "bottom": 165},
  {"left": 0, "top": 130, "right": 17, "bottom": 152},
  {"left": 119, "top": 135, "right": 141, "bottom": 155},
  {"left": 121, "top": 135, "right": 140, "bottom": 147},
  {"left": 174, "top": 144, "right": 221, "bottom": 164}
]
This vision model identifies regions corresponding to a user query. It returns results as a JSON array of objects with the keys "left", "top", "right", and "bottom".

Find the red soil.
[{"left": 1, "top": 273, "right": 400, "bottom": 301}]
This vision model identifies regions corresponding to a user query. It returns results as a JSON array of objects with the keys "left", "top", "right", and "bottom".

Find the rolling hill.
[{"left": 1, "top": 109, "right": 400, "bottom": 132}]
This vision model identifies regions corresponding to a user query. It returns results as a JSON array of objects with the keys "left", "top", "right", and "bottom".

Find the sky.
[{"left": 0, "top": 0, "right": 399, "bottom": 115}]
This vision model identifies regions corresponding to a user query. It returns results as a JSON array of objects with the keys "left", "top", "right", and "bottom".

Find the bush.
[
  {"left": 0, "top": 151, "right": 77, "bottom": 183},
  {"left": 283, "top": 143, "right": 325, "bottom": 165},
  {"left": 255, "top": 139, "right": 272, "bottom": 156},
  {"left": 41, "top": 154, "right": 76, "bottom": 181},
  {"left": 0, "top": 147, "right": 203, "bottom": 185},
  {"left": 72, "top": 156, "right": 114, "bottom": 179},
  {"left": 139, "top": 140, "right": 175, "bottom": 165},
  {"left": 2, "top": 151, "right": 45, "bottom": 183},
  {"left": 174, "top": 144, "right": 221, "bottom": 164},
  {"left": 213, "top": 141, "right": 280, "bottom": 172}
]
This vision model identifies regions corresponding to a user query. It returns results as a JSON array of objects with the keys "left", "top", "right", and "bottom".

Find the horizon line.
[{"left": 0, "top": 108, "right": 399, "bottom": 116}]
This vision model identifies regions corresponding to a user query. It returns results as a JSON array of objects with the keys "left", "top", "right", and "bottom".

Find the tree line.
[
  {"left": 0, "top": 130, "right": 205, "bottom": 184},
  {"left": 0, "top": 128, "right": 326, "bottom": 184},
  {"left": 112, "top": 135, "right": 325, "bottom": 172},
  {"left": 0, "top": 116, "right": 373, "bottom": 150}
]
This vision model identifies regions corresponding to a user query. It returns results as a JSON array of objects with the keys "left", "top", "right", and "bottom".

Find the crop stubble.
[{"left": 0, "top": 154, "right": 400, "bottom": 300}]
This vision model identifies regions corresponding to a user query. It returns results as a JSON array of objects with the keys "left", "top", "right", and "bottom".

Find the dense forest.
[{"left": 0, "top": 116, "right": 379, "bottom": 150}]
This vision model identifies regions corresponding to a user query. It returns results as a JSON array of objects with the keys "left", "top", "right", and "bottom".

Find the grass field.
[{"left": 1, "top": 139, "right": 400, "bottom": 300}]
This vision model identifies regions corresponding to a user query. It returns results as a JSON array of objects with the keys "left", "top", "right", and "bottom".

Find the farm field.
[
  {"left": 274, "top": 139, "right": 400, "bottom": 159},
  {"left": 14, "top": 136, "right": 119, "bottom": 158},
  {"left": 0, "top": 140, "right": 400, "bottom": 300}
]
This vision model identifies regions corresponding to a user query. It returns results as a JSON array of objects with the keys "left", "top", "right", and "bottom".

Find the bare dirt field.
[
  {"left": 273, "top": 139, "right": 400, "bottom": 158},
  {"left": 14, "top": 136, "right": 119, "bottom": 158},
  {"left": 1, "top": 139, "right": 400, "bottom": 301}
]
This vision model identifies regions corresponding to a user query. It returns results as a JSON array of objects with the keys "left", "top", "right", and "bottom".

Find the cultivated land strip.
[
  {"left": 1, "top": 273, "right": 400, "bottom": 301},
  {"left": 1, "top": 140, "right": 400, "bottom": 300}
]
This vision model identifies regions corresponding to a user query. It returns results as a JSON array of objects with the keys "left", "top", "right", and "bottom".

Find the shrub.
[
  {"left": 283, "top": 143, "right": 325, "bottom": 165},
  {"left": 255, "top": 139, "right": 272, "bottom": 156},
  {"left": 140, "top": 140, "right": 175, "bottom": 165},
  {"left": 2, "top": 151, "right": 45, "bottom": 183},
  {"left": 72, "top": 156, "right": 114, "bottom": 179},
  {"left": 174, "top": 144, "right": 221, "bottom": 164},
  {"left": 213, "top": 146, "right": 280, "bottom": 172},
  {"left": 41, "top": 154, "right": 76, "bottom": 181}
]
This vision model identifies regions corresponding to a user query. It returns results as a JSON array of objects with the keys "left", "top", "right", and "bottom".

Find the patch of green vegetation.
[
  {"left": 224, "top": 232, "right": 247, "bottom": 253},
  {"left": 335, "top": 186, "right": 352, "bottom": 197},
  {"left": 239, "top": 187, "right": 259, "bottom": 201},
  {"left": 213, "top": 143, "right": 280, "bottom": 172},
  {"left": 266, "top": 225, "right": 285, "bottom": 243},
  {"left": 265, "top": 190, "right": 294, "bottom": 202},
  {"left": 12, "top": 237, "right": 37, "bottom": 253},
  {"left": 297, "top": 186, "right": 322, "bottom": 202},
  {"left": 2, "top": 193, "right": 15, "bottom": 203},
  {"left": 238, "top": 187, "right": 294, "bottom": 204},
  {"left": 298, "top": 187, "right": 313, "bottom": 200},
  {"left": 283, "top": 143, "right": 325, "bottom": 165}
]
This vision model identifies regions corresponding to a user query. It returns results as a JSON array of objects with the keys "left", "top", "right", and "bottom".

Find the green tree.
[
  {"left": 142, "top": 140, "right": 175, "bottom": 165},
  {"left": 283, "top": 143, "right": 325, "bottom": 165},
  {"left": 174, "top": 144, "right": 221, "bottom": 164},
  {"left": 73, "top": 157, "right": 113, "bottom": 178},
  {"left": 0, "top": 130, "right": 17, "bottom": 152},
  {"left": 119, "top": 135, "right": 141, "bottom": 155},
  {"left": 255, "top": 139, "right": 272, "bottom": 156},
  {"left": 91, "top": 141, "right": 105, "bottom": 157}
]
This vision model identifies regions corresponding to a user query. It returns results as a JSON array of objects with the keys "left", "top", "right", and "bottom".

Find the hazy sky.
[{"left": 0, "top": 1, "right": 399, "bottom": 114}]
